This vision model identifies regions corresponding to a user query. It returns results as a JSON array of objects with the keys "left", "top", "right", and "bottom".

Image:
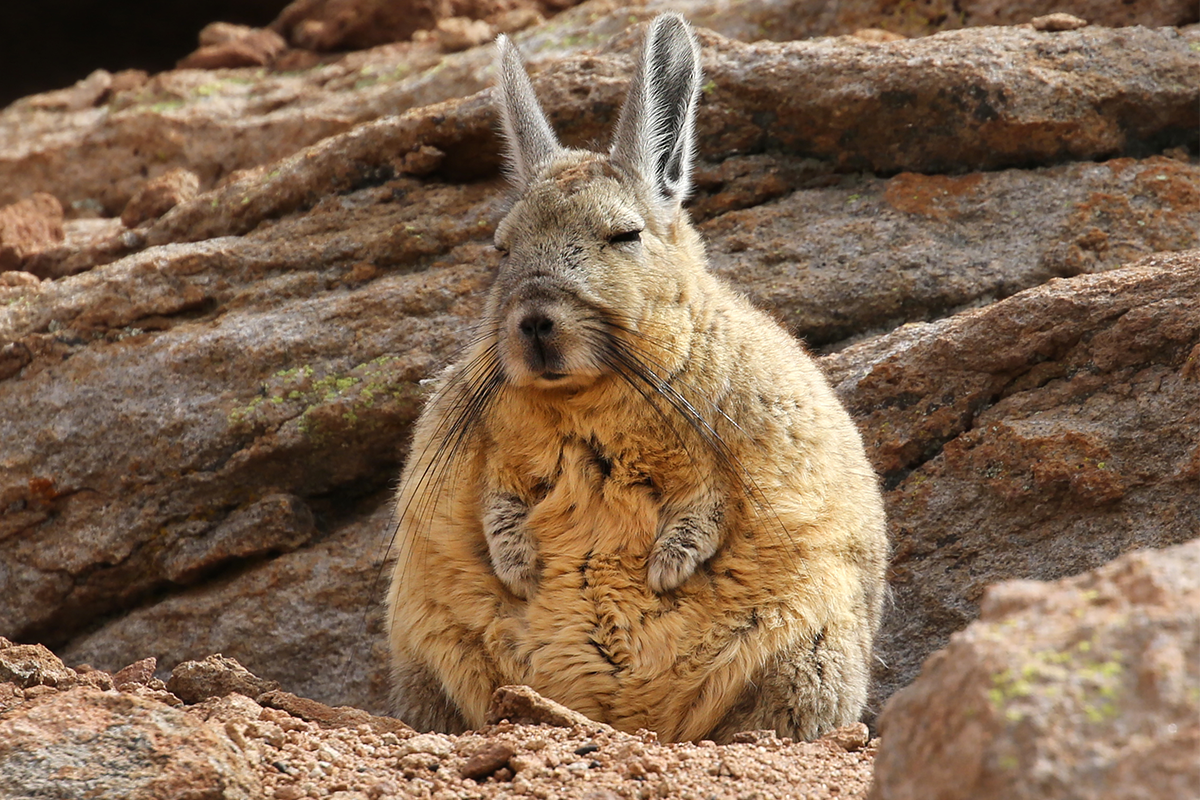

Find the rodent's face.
[{"left": 490, "top": 153, "right": 687, "bottom": 391}]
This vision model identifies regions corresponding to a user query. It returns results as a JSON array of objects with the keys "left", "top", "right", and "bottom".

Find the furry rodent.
[{"left": 385, "top": 14, "right": 888, "bottom": 743}]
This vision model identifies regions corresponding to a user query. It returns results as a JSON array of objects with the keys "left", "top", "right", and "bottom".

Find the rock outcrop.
[
  {"left": 825, "top": 250, "right": 1200, "bottom": 710},
  {"left": 0, "top": 0, "right": 1196, "bottom": 776},
  {"left": 871, "top": 538, "right": 1200, "bottom": 800}
]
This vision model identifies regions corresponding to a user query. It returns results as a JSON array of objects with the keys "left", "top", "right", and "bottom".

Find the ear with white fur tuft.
[
  {"left": 610, "top": 14, "right": 703, "bottom": 212},
  {"left": 495, "top": 35, "right": 562, "bottom": 189}
]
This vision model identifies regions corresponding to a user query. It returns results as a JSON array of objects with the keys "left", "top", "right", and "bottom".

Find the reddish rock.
[
  {"left": 113, "top": 656, "right": 158, "bottom": 689},
  {"left": 0, "top": 643, "right": 77, "bottom": 689},
  {"left": 0, "top": 687, "right": 258, "bottom": 799},
  {"left": 434, "top": 16, "right": 495, "bottom": 52},
  {"left": 959, "top": 0, "right": 1197, "bottom": 28},
  {"left": 486, "top": 684, "right": 609, "bottom": 730},
  {"left": 1030, "top": 12, "right": 1088, "bottom": 31},
  {"left": 271, "top": 0, "right": 581, "bottom": 51},
  {"left": 178, "top": 23, "right": 288, "bottom": 70},
  {"left": 872, "top": 539, "right": 1200, "bottom": 800},
  {"left": 461, "top": 740, "right": 516, "bottom": 779},
  {"left": 824, "top": 250, "right": 1200, "bottom": 712},
  {"left": 1, "top": 24, "right": 1194, "bottom": 220},
  {"left": 167, "top": 654, "right": 281, "bottom": 704},
  {"left": 256, "top": 689, "right": 412, "bottom": 734},
  {"left": 120, "top": 167, "right": 201, "bottom": 228},
  {"left": 0, "top": 193, "right": 64, "bottom": 271}
]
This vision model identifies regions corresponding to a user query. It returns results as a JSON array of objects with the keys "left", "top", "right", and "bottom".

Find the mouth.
[{"left": 539, "top": 371, "right": 567, "bottom": 381}]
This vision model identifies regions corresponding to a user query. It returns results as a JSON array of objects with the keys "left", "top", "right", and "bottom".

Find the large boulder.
[
  {"left": 0, "top": 4, "right": 1196, "bottom": 725},
  {"left": 871, "top": 538, "right": 1200, "bottom": 800},
  {"left": 824, "top": 250, "right": 1200, "bottom": 711}
]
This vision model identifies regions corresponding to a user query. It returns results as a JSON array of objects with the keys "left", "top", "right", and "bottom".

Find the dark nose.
[{"left": 519, "top": 312, "right": 555, "bottom": 341}]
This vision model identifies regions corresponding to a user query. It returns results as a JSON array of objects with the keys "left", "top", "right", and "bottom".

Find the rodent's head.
[{"left": 489, "top": 14, "right": 703, "bottom": 391}]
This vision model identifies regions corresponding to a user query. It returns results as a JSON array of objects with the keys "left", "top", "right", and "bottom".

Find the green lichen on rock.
[
  {"left": 226, "top": 356, "right": 416, "bottom": 443},
  {"left": 986, "top": 636, "right": 1126, "bottom": 727}
]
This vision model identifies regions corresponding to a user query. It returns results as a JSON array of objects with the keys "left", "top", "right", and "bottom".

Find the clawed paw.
[{"left": 648, "top": 539, "right": 702, "bottom": 594}]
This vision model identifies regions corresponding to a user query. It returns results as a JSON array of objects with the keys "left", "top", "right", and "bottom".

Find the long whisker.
[{"left": 383, "top": 340, "right": 504, "bottom": 602}]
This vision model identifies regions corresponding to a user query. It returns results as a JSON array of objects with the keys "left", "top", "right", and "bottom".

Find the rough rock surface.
[
  {"left": 871, "top": 538, "right": 1200, "bottom": 800},
  {"left": 266, "top": 0, "right": 1199, "bottom": 48},
  {"left": 0, "top": 193, "right": 65, "bottom": 271},
  {"left": 0, "top": 648, "right": 878, "bottom": 799},
  {"left": 178, "top": 22, "right": 290, "bottom": 70},
  {"left": 1, "top": 19, "right": 1195, "bottom": 219},
  {"left": 0, "top": 2, "right": 1198, "bottom": 795},
  {"left": 120, "top": 167, "right": 202, "bottom": 228},
  {"left": 824, "top": 250, "right": 1200, "bottom": 710}
]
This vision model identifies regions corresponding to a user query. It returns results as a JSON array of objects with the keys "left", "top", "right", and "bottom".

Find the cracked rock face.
[{"left": 0, "top": 0, "right": 1197, "bottom": 758}]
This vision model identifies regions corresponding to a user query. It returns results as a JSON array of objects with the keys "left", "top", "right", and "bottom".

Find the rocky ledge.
[{"left": 1, "top": 0, "right": 1197, "bottom": 797}]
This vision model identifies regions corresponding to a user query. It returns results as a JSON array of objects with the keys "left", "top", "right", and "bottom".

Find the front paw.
[
  {"left": 647, "top": 534, "right": 706, "bottom": 594},
  {"left": 492, "top": 547, "right": 539, "bottom": 599},
  {"left": 484, "top": 492, "right": 539, "bottom": 599}
]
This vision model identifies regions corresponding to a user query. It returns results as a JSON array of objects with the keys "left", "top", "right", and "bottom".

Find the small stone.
[
  {"left": 0, "top": 644, "right": 76, "bottom": 689},
  {"left": 820, "top": 723, "right": 870, "bottom": 752},
  {"left": 166, "top": 654, "right": 279, "bottom": 704},
  {"left": 1031, "top": 13, "right": 1088, "bottom": 32},
  {"left": 851, "top": 28, "right": 905, "bottom": 43},
  {"left": 178, "top": 23, "right": 287, "bottom": 69},
  {"left": 434, "top": 17, "right": 493, "bottom": 53},
  {"left": 396, "top": 732, "right": 453, "bottom": 758},
  {"left": 113, "top": 656, "right": 157, "bottom": 689},
  {"left": 257, "top": 690, "right": 411, "bottom": 735},
  {"left": 491, "top": 8, "right": 544, "bottom": 35},
  {"left": 461, "top": 741, "right": 515, "bottom": 780},
  {"left": 487, "top": 685, "right": 606, "bottom": 730}
]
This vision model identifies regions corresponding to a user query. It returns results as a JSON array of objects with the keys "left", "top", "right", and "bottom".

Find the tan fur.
[{"left": 386, "top": 15, "right": 887, "bottom": 743}]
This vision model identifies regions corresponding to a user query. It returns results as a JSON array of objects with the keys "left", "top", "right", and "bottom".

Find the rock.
[
  {"left": 821, "top": 723, "right": 872, "bottom": 753},
  {"left": 120, "top": 167, "right": 201, "bottom": 228},
  {"left": 871, "top": 539, "right": 1200, "bottom": 800},
  {"left": 486, "top": 684, "right": 608, "bottom": 730},
  {"left": 271, "top": 0, "right": 575, "bottom": 51},
  {"left": 434, "top": 16, "right": 496, "bottom": 52},
  {"left": 0, "top": 193, "right": 64, "bottom": 271},
  {"left": 461, "top": 740, "right": 516, "bottom": 779},
  {"left": 0, "top": 0, "right": 1198, "bottom": 735},
  {"left": 178, "top": 24, "right": 289, "bottom": 70},
  {"left": 0, "top": 643, "right": 76, "bottom": 689},
  {"left": 1, "top": 23, "right": 1194, "bottom": 220},
  {"left": 22, "top": 217, "right": 135, "bottom": 279},
  {"left": 0, "top": 650, "right": 877, "bottom": 797},
  {"left": 654, "top": 0, "right": 1196, "bottom": 40},
  {"left": 823, "top": 250, "right": 1200, "bottom": 712},
  {"left": 1030, "top": 12, "right": 1088, "bottom": 31},
  {"left": 167, "top": 654, "right": 281, "bottom": 704},
  {"left": 113, "top": 656, "right": 158, "bottom": 689},
  {"left": 0, "top": 686, "right": 258, "bottom": 799},
  {"left": 20, "top": 70, "right": 133, "bottom": 113},
  {"left": 703, "top": 157, "right": 1200, "bottom": 347},
  {"left": 959, "top": 0, "right": 1196, "bottom": 29},
  {"left": 256, "top": 689, "right": 412, "bottom": 734},
  {"left": 61, "top": 503, "right": 394, "bottom": 714}
]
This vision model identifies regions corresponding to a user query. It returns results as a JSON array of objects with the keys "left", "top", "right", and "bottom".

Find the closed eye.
[{"left": 607, "top": 229, "right": 642, "bottom": 245}]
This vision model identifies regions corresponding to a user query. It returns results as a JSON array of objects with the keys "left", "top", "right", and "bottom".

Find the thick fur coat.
[{"left": 385, "top": 14, "right": 888, "bottom": 743}]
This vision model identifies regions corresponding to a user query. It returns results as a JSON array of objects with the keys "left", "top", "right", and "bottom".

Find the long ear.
[
  {"left": 495, "top": 35, "right": 562, "bottom": 189},
  {"left": 610, "top": 14, "right": 702, "bottom": 210}
]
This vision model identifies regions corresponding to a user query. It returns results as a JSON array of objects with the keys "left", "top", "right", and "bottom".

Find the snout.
[
  {"left": 496, "top": 285, "right": 604, "bottom": 388},
  {"left": 513, "top": 304, "right": 565, "bottom": 378}
]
